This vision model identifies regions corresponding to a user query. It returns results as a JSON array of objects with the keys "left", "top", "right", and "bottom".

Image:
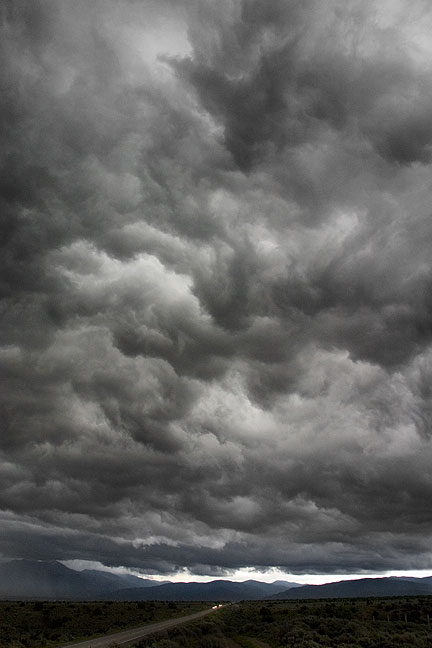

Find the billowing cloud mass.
[{"left": 1, "top": 0, "right": 432, "bottom": 578}]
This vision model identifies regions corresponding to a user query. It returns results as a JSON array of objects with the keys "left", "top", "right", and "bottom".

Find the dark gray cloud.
[{"left": 1, "top": 0, "right": 432, "bottom": 578}]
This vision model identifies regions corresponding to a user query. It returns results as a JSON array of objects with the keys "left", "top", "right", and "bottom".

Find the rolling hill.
[{"left": 270, "top": 577, "right": 432, "bottom": 599}]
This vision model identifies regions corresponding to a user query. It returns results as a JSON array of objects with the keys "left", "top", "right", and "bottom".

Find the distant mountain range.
[
  {"left": 0, "top": 560, "right": 297, "bottom": 600},
  {"left": 0, "top": 560, "right": 161, "bottom": 599},
  {"left": 110, "top": 579, "right": 300, "bottom": 601},
  {"left": 270, "top": 577, "right": 432, "bottom": 600},
  {"left": 1, "top": 560, "right": 432, "bottom": 601}
]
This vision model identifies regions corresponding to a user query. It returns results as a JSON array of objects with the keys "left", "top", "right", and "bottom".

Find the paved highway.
[{"left": 59, "top": 607, "right": 219, "bottom": 648}]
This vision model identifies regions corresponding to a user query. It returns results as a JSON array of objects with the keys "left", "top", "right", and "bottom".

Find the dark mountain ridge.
[
  {"left": 0, "top": 560, "right": 297, "bottom": 600},
  {"left": 271, "top": 577, "right": 432, "bottom": 600},
  {"left": 0, "top": 560, "right": 162, "bottom": 599},
  {"left": 109, "top": 578, "right": 293, "bottom": 601},
  {"left": 2, "top": 560, "right": 431, "bottom": 601},
  {"left": 80, "top": 569, "right": 163, "bottom": 589}
]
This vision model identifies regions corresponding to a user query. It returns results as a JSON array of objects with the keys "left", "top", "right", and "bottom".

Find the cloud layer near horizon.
[{"left": 1, "top": 0, "right": 432, "bottom": 577}]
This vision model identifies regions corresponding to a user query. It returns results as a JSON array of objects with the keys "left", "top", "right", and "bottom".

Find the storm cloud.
[{"left": 1, "top": 0, "right": 432, "bottom": 578}]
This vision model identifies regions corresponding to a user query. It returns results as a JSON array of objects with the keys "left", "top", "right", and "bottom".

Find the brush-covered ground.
[
  {"left": 0, "top": 600, "right": 208, "bottom": 647},
  {"left": 2, "top": 597, "right": 432, "bottom": 648},
  {"left": 133, "top": 597, "right": 432, "bottom": 648}
]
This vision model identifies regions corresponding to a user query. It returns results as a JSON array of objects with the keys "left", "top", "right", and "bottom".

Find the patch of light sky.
[
  {"left": 62, "top": 561, "right": 432, "bottom": 586},
  {"left": 109, "top": 4, "right": 192, "bottom": 84}
]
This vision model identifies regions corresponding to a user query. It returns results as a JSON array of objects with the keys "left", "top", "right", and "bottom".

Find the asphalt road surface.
[{"left": 59, "top": 607, "right": 220, "bottom": 648}]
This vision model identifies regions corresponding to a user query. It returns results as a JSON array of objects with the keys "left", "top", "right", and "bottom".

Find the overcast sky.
[{"left": 1, "top": 0, "right": 432, "bottom": 582}]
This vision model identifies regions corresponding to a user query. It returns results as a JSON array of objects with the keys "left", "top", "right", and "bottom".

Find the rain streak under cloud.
[{"left": 1, "top": 0, "right": 432, "bottom": 580}]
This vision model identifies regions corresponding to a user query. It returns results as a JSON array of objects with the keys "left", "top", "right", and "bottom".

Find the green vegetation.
[
  {"left": 2, "top": 597, "right": 432, "bottom": 648},
  {"left": 134, "top": 597, "right": 432, "bottom": 648},
  {"left": 0, "top": 600, "right": 208, "bottom": 647},
  {"left": 135, "top": 615, "right": 227, "bottom": 648}
]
